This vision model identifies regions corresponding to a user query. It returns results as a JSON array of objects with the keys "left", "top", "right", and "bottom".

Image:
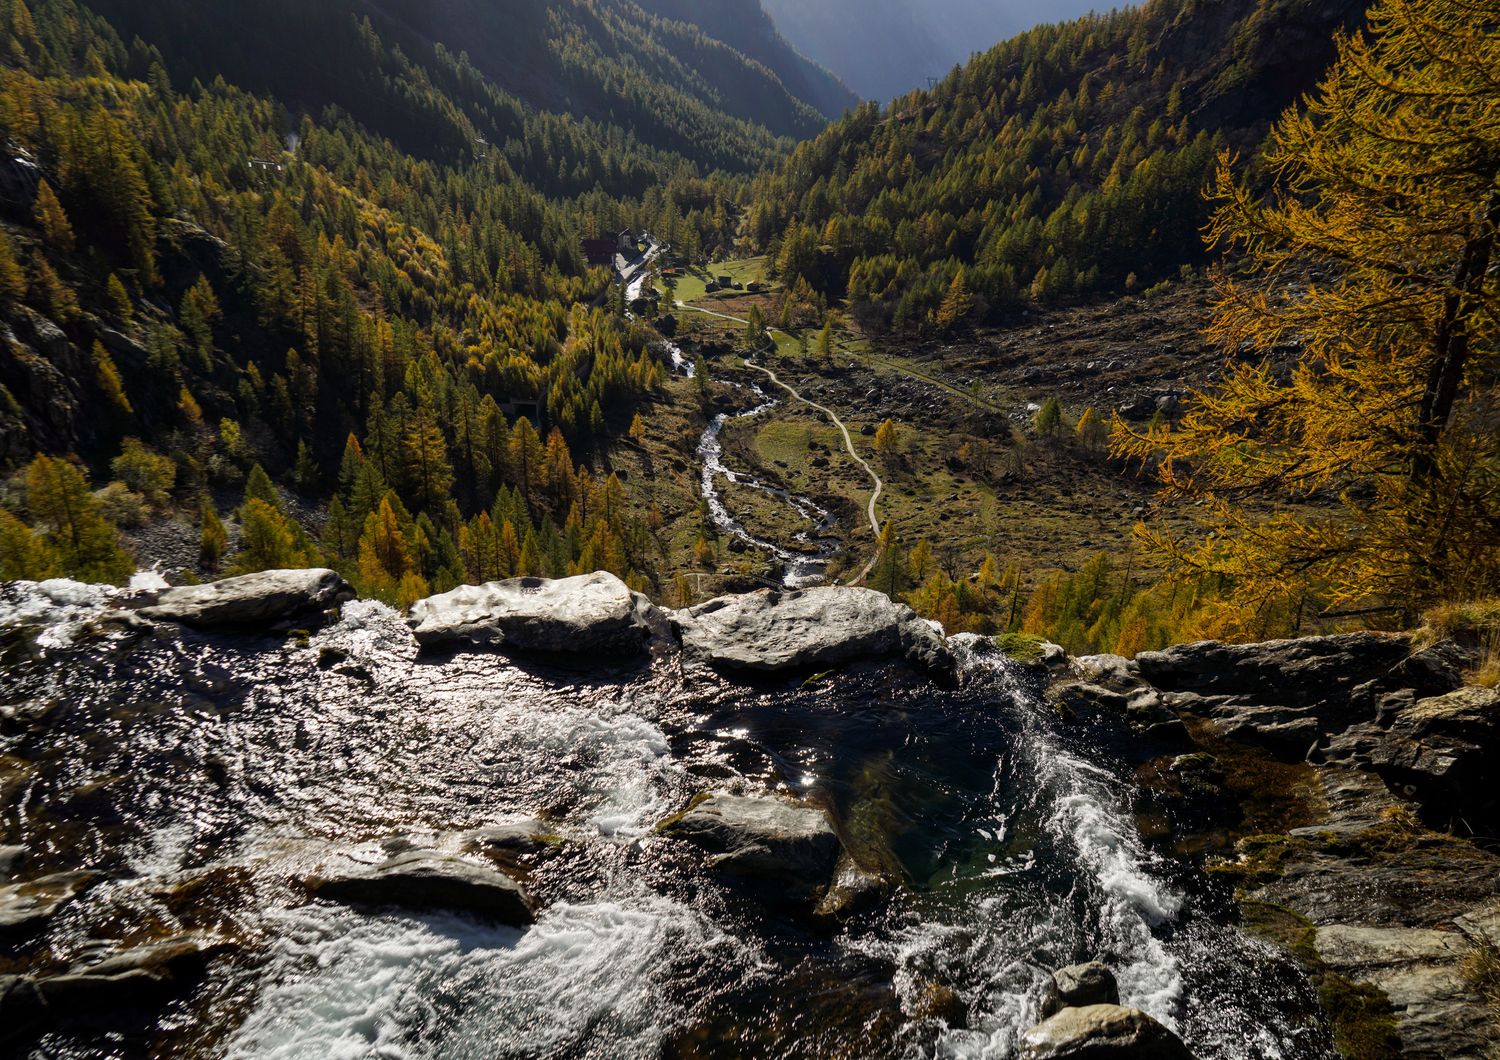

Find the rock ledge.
[
  {"left": 408, "top": 572, "right": 660, "bottom": 657},
  {"left": 672, "top": 586, "right": 953, "bottom": 677},
  {"left": 138, "top": 569, "right": 354, "bottom": 629}
]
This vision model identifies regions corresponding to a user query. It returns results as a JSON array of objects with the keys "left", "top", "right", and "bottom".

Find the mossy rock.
[
  {"left": 1318, "top": 971, "right": 1402, "bottom": 1059},
  {"left": 1238, "top": 900, "right": 1319, "bottom": 962},
  {"left": 1238, "top": 899, "right": 1402, "bottom": 1059},
  {"left": 994, "top": 632, "right": 1046, "bottom": 664},
  {"left": 653, "top": 791, "right": 714, "bottom": 834},
  {"left": 1206, "top": 832, "right": 1313, "bottom": 888}
]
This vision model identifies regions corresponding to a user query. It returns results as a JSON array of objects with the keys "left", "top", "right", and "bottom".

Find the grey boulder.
[
  {"left": 671, "top": 587, "right": 953, "bottom": 677},
  {"left": 1022, "top": 1004, "right": 1194, "bottom": 1059},
  {"left": 1040, "top": 962, "right": 1121, "bottom": 1017},
  {"left": 138, "top": 569, "right": 354, "bottom": 629},
  {"left": 659, "top": 793, "right": 841, "bottom": 902},
  {"left": 308, "top": 849, "right": 535, "bottom": 926},
  {"left": 408, "top": 573, "right": 660, "bottom": 657}
]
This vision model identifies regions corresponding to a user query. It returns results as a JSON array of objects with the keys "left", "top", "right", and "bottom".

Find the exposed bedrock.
[
  {"left": 670, "top": 585, "right": 955, "bottom": 678},
  {"left": 136, "top": 568, "right": 354, "bottom": 630}
]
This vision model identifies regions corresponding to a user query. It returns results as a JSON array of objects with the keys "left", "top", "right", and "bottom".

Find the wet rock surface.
[
  {"left": 0, "top": 844, "right": 24, "bottom": 876},
  {"left": 1040, "top": 962, "right": 1121, "bottom": 1017},
  {"left": 658, "top": 793, "right": 842, "bottom": 904},
  {"left": 408, "top": 572, "right": 662, "bottom": 657},
  {"left": 672, "top": 586, "right": 954, "bottom": 677},
  {"left": 136, "top": 568, "right": 354, "bottom": 629},
  {"left": 0, "top": 572, "right": 1472, "bottom": 1058},
  {"left": 1, "top": 936, "right": 228, "bottom": 1046},
  {"left": 307, "top": 849, "right": 536, "bottom": 926},
  {"left": 0, "top": 871, "right": 93, "bottom": 934},
  {"left": 1022, "top": 1003, "right": 1195, "bottom": 1059},
  {"left": 36, "top": 935, "right": 229, "bottom": 1004},
  {"left": 1082, "top": 632, "right": 1497, "bottom": 1060},
  {"left": 1313, "top": 920, "right": 1492, "bottom": 1057}
]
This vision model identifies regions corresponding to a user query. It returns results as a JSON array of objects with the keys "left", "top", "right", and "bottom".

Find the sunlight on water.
[
  {"left": 4, "top": 593, "right": 1328, "bottom": 1060},
  {"left": 228, "top": 894, "right": 743, "bottom": 1060}
]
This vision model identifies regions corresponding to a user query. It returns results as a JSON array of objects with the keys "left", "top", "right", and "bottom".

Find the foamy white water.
[{"left": 228, "top": 894, "right": 740, "bottom": 1060}]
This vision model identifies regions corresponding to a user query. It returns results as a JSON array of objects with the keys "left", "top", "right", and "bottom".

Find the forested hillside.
[
  {"left": 9, "top": 0, "right": 1474, "bottom": 653},
  {"left": 752, "top": 0, "right": 1368, "bottom": 333},
  {"left": 86, "top": 0, "right": 830, "bottom": 175},
  {"left": 634, "top": 0, "right": 857, "bottom": 121},
  {"left": 0, "top": 0, "right": 768, "bottom": 600}
]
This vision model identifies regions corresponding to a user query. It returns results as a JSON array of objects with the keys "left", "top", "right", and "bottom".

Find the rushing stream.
[
  {"left": 625, "top": 247, "right": 837, "bottom": 589},
  {"left": 0, "top": 583, "right": 1333, "bottom": 1059},
  {"left": 696, "top": 383, "right": 840, "bottom": 589}
]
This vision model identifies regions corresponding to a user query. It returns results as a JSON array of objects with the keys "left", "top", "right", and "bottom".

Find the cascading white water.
[
  {"left": 0, "top": 583, "right": 1330, "bottom": 1060},
  {"left": 226, "top": 895, "right": 747, "bottom": 1060}
]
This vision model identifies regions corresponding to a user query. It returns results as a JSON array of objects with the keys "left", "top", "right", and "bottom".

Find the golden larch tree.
[{"left": 1115, "top": 0, "right": 1500, "bottom": 622}]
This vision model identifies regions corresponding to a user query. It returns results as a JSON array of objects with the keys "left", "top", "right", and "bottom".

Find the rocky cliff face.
[{"left": 1047, "top": 633, "right": 1500, "bottom": 1059}]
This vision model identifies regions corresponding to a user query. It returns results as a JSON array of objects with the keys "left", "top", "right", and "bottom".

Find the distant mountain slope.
[
  {"left": 751, "top": 0, "right": 1369, "bottom": 331},
  {"left": 760, "top": 0, "right": 1112, "bottom": 101},
  {"left": 85, "top": 0, "right": 828, "bottom": 174},
  {"left": 634, "top": 0, "right": 858, "bottom": 120},
  {"left": 760, "top": 0, "right": 951, "bottom": 102}
]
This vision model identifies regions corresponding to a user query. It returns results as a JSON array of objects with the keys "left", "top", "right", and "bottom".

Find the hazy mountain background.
[
  {"left": 761, "top": 0, "right": 1123, "bottom": 101},
  {"left": 635, "top": 0, "right": 859, "bottom": 119}
]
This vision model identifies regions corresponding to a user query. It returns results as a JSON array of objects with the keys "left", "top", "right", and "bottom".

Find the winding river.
[{"left": 695, "top": 381, "right": 840, "bottom": 589}]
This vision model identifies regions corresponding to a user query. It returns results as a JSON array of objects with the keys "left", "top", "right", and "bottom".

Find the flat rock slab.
[
  {"left": 37, "top": 935, "right": 229, "bottom": 1005},
  {"left": 1315, "top": 922, "right": 1493, "bottom": 1059},
  {"left": 1021, "top": 1004, "right": 1194, "bottom": 1059},
  {"left": 138, "top": 569, "right": 354, "bottom": 629},
  {"left": 1136, "top": 633, "right": 1416, "bottom": 704},
  {"left": 672, "top": 587, "right": 953, "bottom": 677},
  {"left": 408, "top": 573, "right": 659, "bottom": 657},
  {"left": 0, "top": 872, "right": 93, "bottom": 934},
  {"left": 0, "top": 936, "right": 227, "bottom": 1044},
  {"left": 308, "top": 850, "right": 535, "bottom": 926},
  {"left": 660, "top": 793, "right": 841, "bottom": 899}
]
